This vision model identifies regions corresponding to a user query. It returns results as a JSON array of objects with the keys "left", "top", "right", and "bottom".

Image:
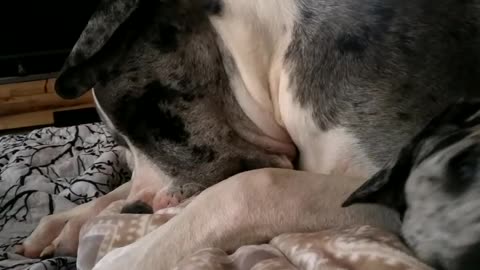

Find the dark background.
[{"left": 0, "top": 0, "right": 100, "bottom": 82}]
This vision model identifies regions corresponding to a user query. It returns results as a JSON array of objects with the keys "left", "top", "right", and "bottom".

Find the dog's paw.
[
  {"left": 16, "top": 197, "right": 114, "bottom": 258},
  {"left": 16, "top": 212, "right": 83, "bottom": 258}
]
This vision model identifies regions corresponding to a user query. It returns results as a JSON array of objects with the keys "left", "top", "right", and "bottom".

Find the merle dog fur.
[
  {"left": 343, "top": 100, "right": 480, "bottom": 270},
  {"left": 54, "top": 0, "right": 480, "bottom": 266}
]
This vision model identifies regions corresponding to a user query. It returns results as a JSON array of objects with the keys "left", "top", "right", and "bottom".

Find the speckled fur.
[
  {"left": 54, "top": 1, "right": 480, "bottom": 266},
  {"left": 344, "top": 100, "right": 480, "bottom": 270},
  {"left": 55, "top": 0, "right": 480, "bottom": 196},
  {"left": 56, "top": 0, "right": 288, "bottom": 197}
]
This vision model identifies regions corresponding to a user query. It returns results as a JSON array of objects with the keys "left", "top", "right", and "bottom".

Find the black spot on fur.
[
  {"left": 371, "top": 5, "right": 395, "bottom": 24},
  {"left": 154, "top": 108, "right": 190, "bottom": 143},
  {"left": 445, "top": 144, "right": 479, "bottom": 196},
  {"left": 130, "top": 76, "right": 139, "bottom": 83},
  {"left": 397, "top": 112, "right": 412, "bottom": 122},
  {"left": 203, "top": 0, "right": 223, "bottom": 15},
  {"left": 428, "top": 94, "right": 439, "bottom": 103},
  {"left": 150, "top": 24, "right": 178, "bottom": 53},
  {"left": 192, "top": 145, "right": 216, "bottom": 162},
  {"left": 371, "top": 5, "right": 395, "bottom": 38},
  {"left": 120, "top": 200, "right": 154, "bottom": 214},
  {"left": 397, "top": 31, "right": 415, "bottom": 56},
  {"left": 145, "top": 80, "right": 193, "bottom": 103},
  {"left": 97, "top": 69, "right": 109, "bottom": 86},
  {"left": 73, "top": 52, "right": 86, "bottom": 64},
  {"left": 401, "top": 82, "right": 413, "bottom": 91},
  {"left": 337, "top": 34, "right": 368, "bottom": 55},
  {"left": 178, "top": 78, "right": 189, "bottom": 89},
  {"left": 113, "top": 7, "right": 123, "bottom": 18},
  {"left": 110, "top": 66, "right": 122, "bottom": 78},
  {"left": 96, "top": 26, "right": 106, "bottom": 35},
  {"left": 457, "top": 241, "right": 480, "bottom": 270},
  {"left": 85, "top": 38, "right": 95, "bottom": 47},
  {"left": 145, "top": 80, "right": 199, "bottom": 103},
  {"left": 144, "top": 81, "right": 180, "bottom": 103},
  {"left": 182, "top": 93, "right": 196, "bottom": 102},
  {"left": 127, "top": 66, "right": 139, "bottom": 73},
  {"left": 302, "top": 9, "right": 315, "bottom": 21},
  {"left": 114, "top": 81, "right": 191, "bottom": 144}
]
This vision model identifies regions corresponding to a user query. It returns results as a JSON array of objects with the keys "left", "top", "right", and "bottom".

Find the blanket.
[
  {"left": 0, "top": 123, "right": 130, "bottom": 270},
  {"left": 78, "top": 200, "right": 435, "bottom": 270},
  {"left": 0, "top": 123, "right": 435, "bottom": 270}
]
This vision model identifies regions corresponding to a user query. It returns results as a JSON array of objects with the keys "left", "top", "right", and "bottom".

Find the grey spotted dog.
[
  {"left": 15, "top": 0, "right": 480, "bottom": 269},
  {"left": 344, "top": 100, "right": 480, "bottom": 270}
]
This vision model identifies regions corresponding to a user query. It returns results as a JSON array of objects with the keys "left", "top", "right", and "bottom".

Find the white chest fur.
[
  {"left": 279, "top": 84, "right": 377, "bottom": 178},
  {"left": 209, "top": 0, "right": 377, "bottom": 178}
]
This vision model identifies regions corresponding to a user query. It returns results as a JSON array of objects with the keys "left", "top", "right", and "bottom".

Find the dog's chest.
[{"left": 279, "top": 87, "right": 376, "bottom": 178}]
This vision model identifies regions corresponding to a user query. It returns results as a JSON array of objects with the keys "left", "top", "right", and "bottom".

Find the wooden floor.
[{"left": 0, "top": 78, "right": 95, "bottom": 132}]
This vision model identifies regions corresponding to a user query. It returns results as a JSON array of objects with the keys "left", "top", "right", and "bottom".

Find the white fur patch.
[
  {"left": 126, "top": 147, "right": 172, "bottom": 199},
  {"left": 209, "top": 0, "right": 298, "bottom": 143},
  {"left": 279, "top": 87, "right": 376, "bottom": 178},
  {"left": 209, "top": 1, "right": 376, "bottom": 177}
]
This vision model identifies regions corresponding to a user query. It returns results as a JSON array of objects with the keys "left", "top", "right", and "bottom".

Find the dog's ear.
[
  {"left": 342, "top": 99, "right": 480, "bottom": 214},
  {"left": 55, "top": 0, "right": 142, "bottom": 99},
  {"left": 55, "top": 0, "right": 222, "bottom": 99},
  {"left": 341, "top": 145, "right": 411, "bottom": 216}
]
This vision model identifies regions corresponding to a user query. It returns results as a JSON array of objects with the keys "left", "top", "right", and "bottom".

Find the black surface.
[
  {"left": 0, "top": 0, "right": 101, "bottom": 79},
  {"left": 53, "top": 107, "right": 100, "bottom": 127}
]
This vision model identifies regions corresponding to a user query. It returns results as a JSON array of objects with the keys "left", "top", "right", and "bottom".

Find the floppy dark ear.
[
  {"left": 341, "top": 145, "right": 412, "bottom": 216},
  {"left": 55, "top": 0, "right": 140, "bottom": 99},
  {"left": 55, "top": 0, "right": 219, "bottom": 100},
  {"left": 342, "top": 99, "right": 480, "bottom": 213}
]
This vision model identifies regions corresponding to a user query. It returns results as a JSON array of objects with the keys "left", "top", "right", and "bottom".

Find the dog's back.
[{"left": 286, "top": 0, "right": 480, "bottom": 168}]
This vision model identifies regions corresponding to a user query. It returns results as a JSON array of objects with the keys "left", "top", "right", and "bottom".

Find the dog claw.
[{"left": 39, "top": 245, "right": 55, "bottom": 259}]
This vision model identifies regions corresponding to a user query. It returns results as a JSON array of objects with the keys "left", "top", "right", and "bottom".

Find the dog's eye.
[{"left": 445, "top": 145, "right": 480, "bottom": 195}]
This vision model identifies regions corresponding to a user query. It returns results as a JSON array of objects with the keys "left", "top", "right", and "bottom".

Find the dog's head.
[
  {"left": 54, "top": 0, "right": 292, "bottom": 195},
  {"left": 342, "top": 99, "right": 480, "bottom": 270}
]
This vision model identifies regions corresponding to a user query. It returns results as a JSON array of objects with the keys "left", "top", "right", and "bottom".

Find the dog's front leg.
[
  {"left": 18, "top": 181, "right": 132, "bottom": 258},
  {"left": 93, "top": 168, "right": 400, "bottom": 270}
]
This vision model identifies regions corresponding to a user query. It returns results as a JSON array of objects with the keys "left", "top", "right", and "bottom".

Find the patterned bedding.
[
  {"left": 0, "top": 123, "right": 130, "bottom": 270},
  {"left": 79, "top": 200, "right": 435, "bottom": 270},
  {"left": 0, "top": 123, "right": 434, "bottom": 270}
]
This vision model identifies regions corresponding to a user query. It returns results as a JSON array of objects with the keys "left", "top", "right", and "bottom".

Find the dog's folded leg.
[
  {"left": 92, "top": 168, "right": 401, "bottom": 270},
  {"left": 17, "top": 181, "right": 132, "bottom": 258}
]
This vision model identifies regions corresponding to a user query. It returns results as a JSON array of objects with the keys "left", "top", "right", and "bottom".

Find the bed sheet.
[{"left": 0, "top": 123, "right": 130, "bottom": 270}]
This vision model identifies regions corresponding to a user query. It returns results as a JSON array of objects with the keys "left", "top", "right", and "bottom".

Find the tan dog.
[{"left": 91, "top": 169, "right": 402, "bottom": 269}]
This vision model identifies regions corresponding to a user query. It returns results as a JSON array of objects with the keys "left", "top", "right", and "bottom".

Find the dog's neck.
[
  {"left": 207, "top": 1, "right": 377, "bottom": 177},
  {"left": 208, "top": 0, "right": 299, "bottom": 160}
]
